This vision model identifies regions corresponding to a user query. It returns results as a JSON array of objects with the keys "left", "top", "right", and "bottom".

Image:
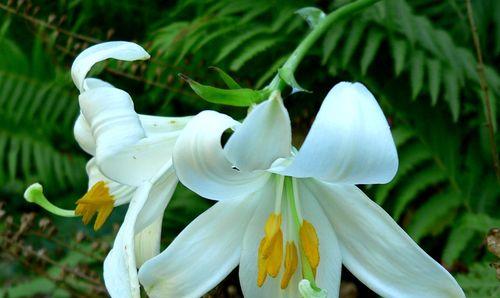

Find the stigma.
[{"left": 75, "top": 181, "right": 115, "bottom": 230}]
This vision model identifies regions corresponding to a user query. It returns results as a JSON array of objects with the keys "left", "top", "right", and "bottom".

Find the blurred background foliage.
[{"left": 0, "top": 0, "right": 499, "bottom": 297}]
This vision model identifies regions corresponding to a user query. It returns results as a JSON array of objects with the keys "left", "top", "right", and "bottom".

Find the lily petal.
[
  {"left": 239, "top": 179, "right": 302, "bottom": 298},
  {"left": 173, "top": 110, "right": 270, "bottom": 200},
  {"left": 280, "top": 82, "right": 398, "bottom": 184},
  {"left": 138, "top": 185, "right": 263, "bottom": 298},
  {"left": 74, "top": 114, "right": 96, "bottom": 156},
  {"left": 224, "top": 97, "right": 292, "bottom": 171},
  {"left": 103, "top": 182, "right": 152, "bottom": 298},
  {"left": 135, "top": 216, "right": 163, "bottom": 268},
  {"left": 71, "top": 41, "right": 150, "bottom": 93},
  {"left": 79, "top": 86, "right": 177, "bottom": 186},
  {"left": 298, "top": 180, "right": 342, "bottom": 297},
  {"left": 307, "top": 180, "right": 465, "bottom": 298}
]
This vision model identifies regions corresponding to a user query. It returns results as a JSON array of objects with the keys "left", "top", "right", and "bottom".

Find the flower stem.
[{"left": 268, "top": 0, "right": 381, "bottom": 92}]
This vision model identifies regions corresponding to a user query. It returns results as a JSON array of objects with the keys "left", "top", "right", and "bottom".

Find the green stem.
[{"left": 268, "top": 0, "right": 381, "bottom": 92}]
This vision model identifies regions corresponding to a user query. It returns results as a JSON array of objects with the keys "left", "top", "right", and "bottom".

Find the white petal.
[
  {"left": 103, "top": 182, "right": 152, "bottom": 298},
  {"left": 173, "top": 110, "right": 270, "bottom": 200},
  {"left": 306, "top": 180, "right": 465, "bottom": 298},
  {"left": 298, "top": 180, "right": 342, "bottom": 297},
  {"left": 135, "top": 216, "right": 163, "bottom": 268},
  {"left": 224, "top": 97, "right": 292, "bottom": 171},
  {"left": 280, "top": 82, "right": 398, "bottom": 184},
  {"left": 135, "top": 163, "right": 178, "bottom": 231},
  {"left": 71, "top": 41, "right": 150, "bottom": 92},
  {"left": 74, "top": 114, "right": 96, "bottom": 156},
  {"left": 79, "top": 86, "right": 177, "bottom": 186},
  {"left": 85, "top": 158, "right": 135, "bottom": 206},
  {"left": 138, "top": 189, "right": 261, "bottom": 298},
  {"left": 239, "top": 180, "right": 302, "bottom": 298}
]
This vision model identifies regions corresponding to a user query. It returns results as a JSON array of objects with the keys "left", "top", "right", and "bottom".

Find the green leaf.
[
  {"left": 390, "top": 39, "right": 407, "bottom": 76},
  {"left": 443, "top": 70, "right": 460, "bottom": 121},
  {"left": 209, "top": 67, "right": 241, "bottom": 89},
  {"left": 410, "top": 50, "right": 424, "bottom": 100},
  {"left": 230, "top": 38, "right": 279, "bottom": 71},
  {"left": 341, "top": 21, "right": 366, "bottom": 67},
  {"left": 360, "top": 29, "right": 384, "bottom": 75},
  {"left": 296, "top": 7, "right": 326, "bottom": 28},
  {"left": 427, "top": 59, "right": 441, "bottom": 105},
  {"left": 278, "top": 68, "right": 310, "bottom": 93},
  {"left": 180, "top": 74, "right": 267, "bottom": 106},
  {"left": 322, "top": 24, "right": 345, "bottom": 65}
]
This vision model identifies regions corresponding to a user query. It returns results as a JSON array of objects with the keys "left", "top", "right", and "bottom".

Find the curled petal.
[
  {"left": 224, "top": 96, "right": 292, "bottom": 171},
  {"left": 173, "top": 110, "right": 270, "bottom": 200},
  {"left": 279, "top": 82, "right": 398, "bottom": 184},
  {"left": 71, "top": 41, "right": 150, "bottom": 92},
  {"left": 306, "top": 180, "right": 465, "bottom": 298},
  {"left": 135, "top": 217, "right": 163, "bottom": 268}
]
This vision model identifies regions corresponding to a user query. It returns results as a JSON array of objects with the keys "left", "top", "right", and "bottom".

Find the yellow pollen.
[
  {"left": 257, "top": 213, "right": 283, "bottom": 286},
  {"left": 300, "top": 220, "right": 320, "bottom": 275},
  {"left": 281, "top": 241, "right": 298, "bottom": 289},
  {"left": 74, "top": 181, "right": 115, "bottom": 230}
]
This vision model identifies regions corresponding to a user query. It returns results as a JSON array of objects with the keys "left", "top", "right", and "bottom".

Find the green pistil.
[{"left": 24, "top": 183, "right": 76, "bottom": 217}]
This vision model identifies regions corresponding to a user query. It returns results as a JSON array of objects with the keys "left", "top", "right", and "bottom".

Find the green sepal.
[
  {"left": 278, "top": 68, "right": 311, "bottom": 93},
  {"left": 180, "top": 74, "right": 269, "bottom": 107},
  {"left": 209, "top": 67, "right": 241, "bottom": 89},
  {"left": 296, "top": 7, "right": 326, "bottom": 28}
]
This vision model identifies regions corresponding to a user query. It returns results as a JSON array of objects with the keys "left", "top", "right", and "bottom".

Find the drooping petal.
[
  {"left": 71, "top": 41, "right": 150, "bottom": 93},
  {"left": 138, "top": 185, "right": 263, "bottom": 298},
  {"left": 173, "top": 110, "right": 270, "bottom": 200},
  {"left": 135, "top": 216, "right": 163, "bottom": 268},
  {"left": 103, "top": 182, "right": 152, "bottom": 298},
  {"left": 279, "top": 82, "right": 398, "bottom": 184},
  {"left": 298, "top": 180, "right": 342, "bottom": 297},
  {"left": 306, "top": 180, "right": 465, "bottom": 298},
  {"left": 135, "top": 162, "right": 178, "bottom": 231},
  {"left": 224, "top": 96, "right": 292, "bottom": 171},
  {"left": 74, "top": 114, "right": 96, "bottom": 156},
  {"left": 240, "top": 182, "right": 302, "bottom": 298},
  {"left": 79, "top": 86, "right": 177, "bottom": 186}
]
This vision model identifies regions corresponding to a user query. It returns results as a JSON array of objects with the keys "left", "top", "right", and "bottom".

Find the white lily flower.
[
  {"left": 25, "top": 41, "right": 193, "bottom": 298},
  {"left": 138, "top": 83, "right": 465, "bottom": 298}
]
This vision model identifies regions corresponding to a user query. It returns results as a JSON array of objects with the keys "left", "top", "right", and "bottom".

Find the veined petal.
[
  {"left": 138, "top": 186, "right": 263, "bottom": 298},
  {"left": 103, "top": 182, "right": 152, "bottom": 298},
  {"left": 240, "top": 181, "right": 302, "bottom": 298},
  {"left": 79, "top": 86, "right": 177, "bottom": 186},
  {"left": 279, "top": 82, "right": 398, "bottom": 184},
  {"left": 298, "top": 180, "right": 342, "bottom": 297},
  {"left": 224, "top": 96, "right": 292, "bottom": 171},
  {"left": 173, "top": 110, "right": 270, "bottom": 200},
  {"left": 306, "top": 180, "right": 465, "bottom": 298},
  {"left": 135, "top": 216, "right": 163, "bottom": 268},
  {"left": 71, "top": 41, "right": 150, "bottom": 92}
]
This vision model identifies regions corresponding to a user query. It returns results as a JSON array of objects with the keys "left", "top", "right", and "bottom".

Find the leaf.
[
  {"left": 209, "top": 67, "right": 241, "bottom": 89},
  {"left": 360, "top": 29, "right": 384, "bottom": 75},
  {"left": 443, "top": 70, "right": 460, "bottom": 121},
  {"left": 278, "top": 68, "right": 310, "bottom": 93},
  {"left": 296, "top": 7, "right": 326, "bottom": 28},
  {"left": 410, "top": 50, "right": 424, "bottom": 100},
  {"left": 341, "top": 21, "right": 366, "bottom": 67},
  {"left": 230, "top": 38, "right": 279, "bottom": 71},
  {"left": 390, "top": 39, "right": 407, "bottom": 76},
  {"left": 180, "top": 74, "right": 268, "bottom": 106},
  {"left": 426, "top": 59, "right": 441, "bottom": 105},
  {"left": 322, "top": 24, "right": 345, "bottom": 65}
]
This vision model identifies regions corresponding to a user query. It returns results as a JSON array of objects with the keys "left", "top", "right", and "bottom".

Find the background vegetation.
[{"left": 0, "top": 0, "right": 499, "bottom": 297}]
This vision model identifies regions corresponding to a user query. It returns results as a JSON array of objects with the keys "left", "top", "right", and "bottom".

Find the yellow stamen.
[
  {"left": 281, "top": 241, "right": 298, "bottom": 289},
  {"left": 75, "top": 181, "right": 114, "bottom": 230},
  {"left": 300, "top": 220, "right": 320, "bottom": 275},
  {"left": 257, "top": 213, "right": 283, "bottom": 286}
]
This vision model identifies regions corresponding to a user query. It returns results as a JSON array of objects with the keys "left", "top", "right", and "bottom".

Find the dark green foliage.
[{"left": 0, "top": 0, "right": 498, "bottom": 296}]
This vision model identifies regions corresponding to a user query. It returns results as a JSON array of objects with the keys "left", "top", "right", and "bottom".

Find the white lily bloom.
[
  {"left": 70, "top": 42, "right": 191, "bottom": 297},
  {"left": 138, "top": 83, "right": 465, "bottom": 298}
]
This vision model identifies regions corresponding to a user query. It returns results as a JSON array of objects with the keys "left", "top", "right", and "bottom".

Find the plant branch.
[
  {"left": 268, "top": 0, "right": 381, "bottom": 91},
  {"left": 465, "top": 0, "right": 500, "bottom": 183}
]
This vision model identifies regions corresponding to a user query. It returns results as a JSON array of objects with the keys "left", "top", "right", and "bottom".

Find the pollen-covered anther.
[
  {"left": 281, "top": 241, "right": 298, "bottom": 289},
  {"left": 257, "top": 213, "right": 283, "bottom": 287},
  {"left": 300, "top": 219, "right": 320, "bottom": 275},
  {"left": 74, "top": 181, "right": 115, "bottom": 230}
]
